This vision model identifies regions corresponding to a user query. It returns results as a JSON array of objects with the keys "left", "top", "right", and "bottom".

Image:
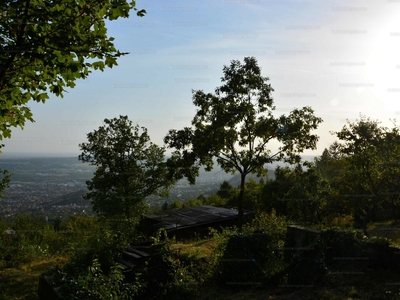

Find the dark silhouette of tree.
[
  {"left": 164, "top": 57, "right": 322, "bottom": 227},
  {"left": 79, "top": 116, "right": 172, "bottom": 232}
]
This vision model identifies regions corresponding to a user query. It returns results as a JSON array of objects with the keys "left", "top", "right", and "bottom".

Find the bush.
[
  {"left": 169, "top": 200, "right": 183, "bottom": 209},
  {"left": 185, "top": 199, "right": 203, "bottom": 207},
  {"left": 141, "top": 245, "right": 180, "bottom": 299},
  {"left": 54, "top": 259, "right": 142, "bottom": 300},
  {"left": 211, "top": 211, "right": 288, "bottom": 287},
  {"left": 203, "top": 194, "right": 226, "bottom": 206},
  {"left": 283, "top": 227, "right": 368, "bottom": 285},
  {"left": 319, "top": 228, "right": 367, "bottom": 267},
  {"left": 138, "top": 229, "right": 212, "bottom": 299},
  {"left": 0, "top": 214, "right": 52, "bottom": 267},
  {"left": 284, "top": 239, "right": 328, "bottom": 286},
  {"left": 330, "top": 215, "right": 354, "bottom": 228},
  {"left": 63, "top": 222, "right": 130, "bottom": 277}
]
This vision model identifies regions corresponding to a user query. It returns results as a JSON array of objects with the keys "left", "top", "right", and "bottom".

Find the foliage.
[
  {"left": 0, "top": 215, "right": 105, "bottom": 269},
  {"left": 326, "top": 229, "right": 366, "bottom": 260},
  {"left": 184, "top": 198, "right": 204, "bottom": 207},
  {"left": 203, "top": 194, "right": 226, "bottom": 206},
  {"left": 183, "top": 194, "right": 228, "bottom": 208},
  {"left": 150, "top": 228, "right": 171, "bottom": 246},
  {"left": 0, "top": 0, "right": 145, "bottom": 141},
  {"left": 286, "top": 166, "right": 332, "bottom": 225},
  {"left": 260, "top": 166, "right": 295, "bottom": 216},
  {"left": 0, "top": 255, "right": 69, "bottom": 300},
  {"left": 283, "top": 227, "right": 369, "bottom": 286},
  {"left": 284, "top": 238, "right": 328, "bottom": 286},
  {"left": 211, "top": 210, "right": 288, "bottom": 287},
  {"left": 329, "top": 215, "right": 354, "bottom": 228},
  {"left": 0, "top": 169, "right": 11, "bottom": 197},
  {"left": 138, "top": 229, "right": 210, "bottom": 299},
  {"left": 164, "top": 56, "right": 322, "bottom": 227},
  {"left": 61, "top": 215, "right": 100, "bottom": 234},
  {"left": 2, "top": 216, "right": 400, "bottom": 299},
  {"left": 241, "top": 178, "right": 263, "bottom": 210},
  {"left": 79, "top": 115, "right": 173, "bottom": 235},
  {"left": 244, "top": 209, "right": 287, "bottom": 238},
  {"left": 216, "top": 180, "right": 237, "bottom": 201},
  {"left": 368, "top": 235, "right": 391, "bottom": 247},
  {"left": 261, "top": 164, "right": 333, "bottom": 225},
  {"left": 0, "top": 217, "right": 6, "bottom": 235},
  {"left": 46, "top": 215, "right": 101, "bottom": 255},
  {"left": 168, "top": 200, "right": 183, "bottom": 209},
  {"left": 1, "top": 215, "right": 50, "bottom": 265},
  {"left": 54, "top": 259, "right": 142, "bottom": 300},
  {"left": 141, "top": 245, "right": 181, "bottom": 299},
  {"left": 314, "top": 146, "right": 351, "bottom": 218},
  {"left": 0, "top": 170, "right": 11, "bottom": 227},
  {"left": 333, "top": 115, "right": 400, "bottom": 229},
  {"left": 63, "top": 222, "right": 130, "bottom": 276}
]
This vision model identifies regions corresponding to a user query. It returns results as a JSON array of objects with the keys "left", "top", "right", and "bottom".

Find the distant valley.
[{"left": 0, "top": 155, "right": 315, "bottom": 220}]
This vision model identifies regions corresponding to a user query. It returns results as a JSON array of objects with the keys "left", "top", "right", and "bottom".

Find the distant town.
[
  {"left": 0, "top": 156, "right": 245, "bottom": 221},
  {"left": 0, "top": 154, "right": 312, "bottom": 223}
]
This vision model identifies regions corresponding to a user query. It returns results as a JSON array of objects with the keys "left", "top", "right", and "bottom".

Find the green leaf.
[{"left": 0, "top": 0, "right": 145, "bottom": 142}]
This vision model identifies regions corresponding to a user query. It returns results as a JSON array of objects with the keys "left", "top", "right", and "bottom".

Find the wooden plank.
[
  {"left": 122, "top": 250, "right": 141, "bottom": 259},
  {"left": 127, "top": 247, "right": 150, "bottom": 257}
]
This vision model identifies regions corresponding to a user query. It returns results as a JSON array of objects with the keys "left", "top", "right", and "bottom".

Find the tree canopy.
[
  {"left": 79, "top": 116, "right": 172, "bottom": 227},
  {"left": 0, "top": 0, "right": 146, "bottom": 141},
  {"left": 164, "top": 57, "right": 323, "bottom": 226},
  {"left": 332, "top": 115, "right": 400, "bottom": 229}
]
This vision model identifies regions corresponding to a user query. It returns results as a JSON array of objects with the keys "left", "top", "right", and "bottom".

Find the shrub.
[
  {"left": 319, "top": 228, "right": 367, "bottom": 267},
  {"left": 330, "top": 215, "right": 354, "bottom": 228},
  {"left": 54, "top": 259, "right": 142, "bottom": 300},
  {"left": 0, "top": 214, "right": 51, "bottom": 267},
  {"left": 63, "top": 223, "right": 130, "bottom": 277},
  {"left": 211, "top": 211, "right": 288, "bottom": 287},
  {"left": 139, "top": 229, "right": 212, "bottom": 299},
  {"left": 283, "top": 227, "right": 368, "bottom": 285},
  {"left": 203, "top": 194, "right": 226, "bottom": 206},
  {"left": 185, "top": 199, "right": 203, "bottom": 207},
  {"left": 169, "top": 200, "right": 183, "bottom": 209},
  {"left": 141, "top": 245, "right": 180, "bottom": 299},
  {"left": 284, "top": 238, "right": 328, "bottom": 286}
]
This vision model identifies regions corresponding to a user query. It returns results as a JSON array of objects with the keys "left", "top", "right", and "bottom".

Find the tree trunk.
[
  {"left": 392, "top": 200, "right": 398, "bottom": 221},
  {"left": 238, "top": 172, "right": 246, "bottom": 229}
]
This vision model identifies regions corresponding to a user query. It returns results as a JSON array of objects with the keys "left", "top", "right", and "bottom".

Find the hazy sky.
[{"left": 3, "top": 0, "right": 400, "bottom": 157}]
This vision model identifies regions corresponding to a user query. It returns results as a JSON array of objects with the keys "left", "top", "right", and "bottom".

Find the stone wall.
[
  {"left": 286, "top": 225, "right": 321, "bottom": 249},
  {"left": 285, "top": 225, "right": 400, "bottom": 270}
]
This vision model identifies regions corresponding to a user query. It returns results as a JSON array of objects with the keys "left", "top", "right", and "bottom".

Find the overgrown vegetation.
[
  {"left": 2, "top": 53, "right": 400, "bottom": 299},
  {"left": 1, "top": 209, "right": 400, "bottom": 299}
]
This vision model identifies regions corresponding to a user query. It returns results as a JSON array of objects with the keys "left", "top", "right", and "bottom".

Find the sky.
[{"left": 3, "top": 0, "right": 400, "bottom": 158}]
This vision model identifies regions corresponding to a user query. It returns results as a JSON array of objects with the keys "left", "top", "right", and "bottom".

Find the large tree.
[
  {"left": 333, "top": 116, "right": 400, "bottom": 229},
  {"left": 261, "top": 164, "right": 332, "bottom": 225},
  {"left": 164, "top": 57, "right": 322, "bottom": 226},
  {"left": 79, "top": 116, "right": 172, "bottom": 230},
  {"left": 314, "top": 142, "right": 351, "bottom": 217},
  {"left": 0, "top": 0, "right": 145, "bottom": 198},
  {"left": 0, "top": 0, "right": 146, "bottom": 141}
]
